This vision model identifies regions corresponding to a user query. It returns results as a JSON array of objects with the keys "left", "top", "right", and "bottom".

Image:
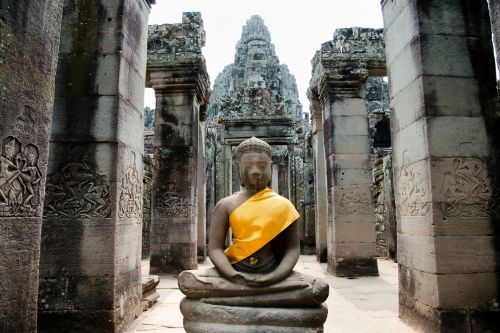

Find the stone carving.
[
  {"left": 155, "top": 182, "right": 190, "bottom": 218},
  {"left": 338, "top": 188, "right": 371, "bottom": 215},
  {"left": 119, "top": 153, "right": 142, "bottom": 218},
  {"left": 147, "top": 12, "right": 205, "bottom": 67},
  {"left": 321, "top": 27, "right": 385, "bottom": 55},
  {"left": 397, "top": 159, "right": 429, "bottom": 216},
  {"left": 0, "top": 136, "right": 43, "bottom": 217},
  {"left": 44, "top": 160, "right": 111, "bottom": 218},
  {"left": 440, "top": 158, "right": 499, "bottom": 217},
  {"left": 206, "top": 16, "right": 302, "bottom": 122}
]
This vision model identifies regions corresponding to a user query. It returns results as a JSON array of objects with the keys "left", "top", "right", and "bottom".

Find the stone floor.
[{"left": 130, "top": 256, "right": 419, "bottom": 333}]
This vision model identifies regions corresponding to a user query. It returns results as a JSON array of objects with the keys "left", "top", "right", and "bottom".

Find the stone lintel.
[{"left": 146, "top": 63, "right": 210, "bottom": 104}]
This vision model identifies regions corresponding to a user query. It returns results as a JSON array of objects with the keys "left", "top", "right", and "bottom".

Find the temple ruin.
[{"left": 0, "top": 1, "right": 499, "bottom": 332}]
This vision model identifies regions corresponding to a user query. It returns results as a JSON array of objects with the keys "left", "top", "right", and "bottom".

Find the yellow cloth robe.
[{"left": 224, "top": 188, "right": 300, "bottom": 264}]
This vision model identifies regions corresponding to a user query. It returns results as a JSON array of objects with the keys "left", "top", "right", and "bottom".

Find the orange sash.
[{"left": 224, "top": 188, "right": 299, "bottom": 264}]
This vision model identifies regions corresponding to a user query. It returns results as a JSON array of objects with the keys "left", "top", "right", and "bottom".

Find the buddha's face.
[{"left": 239, "top": 151, "right": 271, "bottom": 192}]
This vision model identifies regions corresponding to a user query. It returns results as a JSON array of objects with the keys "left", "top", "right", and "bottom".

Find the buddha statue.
[{"left": 178, "top": 137, "right": 329, "bottom": 333}]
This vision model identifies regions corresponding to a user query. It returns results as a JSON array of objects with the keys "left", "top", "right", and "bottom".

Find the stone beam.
[
  {"left": 382, "top": 0, "right": 500, "bottom": 331},
  {"left": 147, "top": 12, "right": 211, "bottom": 274},
  {"left": 309, "top": 27, "right": 385, "bottom": 277},
  {"left": 37, "top": 0, "right": 151, "bottom": 331},
  {"left": 0, "top": 1, "right": 64, "bottom": 332}
]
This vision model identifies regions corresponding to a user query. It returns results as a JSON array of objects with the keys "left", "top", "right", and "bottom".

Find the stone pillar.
[
  {"left": 197, "top": 121, "right": 207, "bottom": 260},
  {"left": 310, "top": 28, "right": 385, "bottom": 277},
  {"left": 37, "top": 1, "right": 152, "bottom": 331},
  {"left": 382, "top": 0, "right": 500, "bottom": 331},
  {"left": 0, "top": 1, "right": 63, "bottom": 331},
  {"left": 309, "top": 96, "right": 328, "bottom": 263},
  {"left": 147, "top": 13, "right": 210, "bottom": 273}
]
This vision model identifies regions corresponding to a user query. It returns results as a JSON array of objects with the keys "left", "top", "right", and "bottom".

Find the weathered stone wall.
[
  {"left": 382, "top": 0, "right": 500, "bottom": 331},
  {"left": 0, "top": 1, "right": 63, "bottom": 331},
  {"left": 38, "top": 0, "right": 152, "bottom": 331}
]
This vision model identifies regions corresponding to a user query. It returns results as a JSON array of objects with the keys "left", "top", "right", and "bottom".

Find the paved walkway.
[{"left": 131, "top": 256, "right": 419, "bottom": 333}]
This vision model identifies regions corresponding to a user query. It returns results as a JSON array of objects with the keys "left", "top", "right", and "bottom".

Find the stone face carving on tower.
[
  {"left": 309, "top": 27, "right": 385, "bottom": 277},
  {"left": 207, "top": 15, "right": 303, "bottom": 122}
]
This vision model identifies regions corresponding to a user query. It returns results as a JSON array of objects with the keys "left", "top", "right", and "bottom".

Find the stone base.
[
  {"left": 400, "top": 296, "right": 500, "bottom": 333},
  {"left": 180, "top": 298, "right": 328, "bottom": 333},
  {"left": 37, "top": 310, "right": 116, "bottom": 333},
  {"left": 328, "top": 257, "right": 378, "bottom": 277}
]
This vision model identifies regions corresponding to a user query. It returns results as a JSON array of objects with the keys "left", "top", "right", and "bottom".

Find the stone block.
[
  {"left": 397, "top": 233, "right": 436, "bottom": 272},
  {"left": 114, "top": 223, "right": 143, "bottom": 275},
  {"left": 426, "top": 118, "right": 488, "bottom": 158},
  {"left": 330, "top": 135, "right": 371, "bottom": 154},
  {"left": 392, "top": 119, "right": 429, "bottom": 164},
  {"left": 329, "top": 153, "right": 372, "bottom": 170},
  {"left": 39, "top": 220, "right": 115, "bottom": 277},
  {"left": 436, "top": 272, "right": 498, "bottom": 308},
  {"left": 399, "top": 265, "right": 440, "bottom": 309},
  {"left": 390, "top": 76, "right": 483, "bottom": 132},
  {"left": 330, "top": 98, "right": 367, "bottom": 117},
  {"left": 433, "top": 236, "right": 497, "bottom": 274},
  {"left": 118, "top": 55, "right": 148, "bottom": 111},
  {"left": 180, "top": 298, "right": 328, "bottom": 331},
  {"left": 331, "top": 241, "right": 376, "bottom": 258},
  {"left": 332, "top": 115, "right": 370, "bottom": 136},
  {"left": 332, "top": 166, "right": 372, "bottom": 186},
  {"left": 383, "top": 4, "right": 418, "bottom": 65},
  {"left": 333, "top": 222, "right": 376, "bottom": 243},
  {"left": 381, "top": 0, "right": 412, "bottom": 30},
  {"left": 328, "top": 257, "right": 378, "bottom": 277},
  {"left": 332, "top": 184, "right": 374, "bottom": 216},
  {"left": 385, "top": 38, "right": 422, "bottom": 97}
]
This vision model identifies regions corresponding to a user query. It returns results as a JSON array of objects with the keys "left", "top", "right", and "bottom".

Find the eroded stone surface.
[{"left": 0, "top": 1, "right": 64, "bottom": 332}]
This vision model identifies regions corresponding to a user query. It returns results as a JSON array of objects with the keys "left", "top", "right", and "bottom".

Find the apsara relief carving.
[
  {"left": 44, "top": 160, "right": 111, "bottom": 218},
  {"left": 119, "top": 152, "right": 142, "bottom": 218},
  {"left": 0, "top": 136, "right": 43, "bottom": 217}
]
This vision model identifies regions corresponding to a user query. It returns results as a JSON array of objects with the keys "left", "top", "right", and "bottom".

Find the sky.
[{"left": 144, "top": 0, "right": 384, "bottom": 112}]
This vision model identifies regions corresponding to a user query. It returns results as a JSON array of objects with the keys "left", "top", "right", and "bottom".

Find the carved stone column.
[
  {"left": 382, "top": 1, "right": 500, "bottom": 331},
  {"left": 147, "top": 13, "right": 210, "bottom": 273},
  {"left": 0, "top": 1, "right": 63, "bottom": 332},
  {"left": 309, "top": 95, "right": 328, "bottom": 263},
  {"left": 310, "top": 28, "right": 386, "bottom": 277},
  {"left": 197, "top": 120, "right": 207, "bottom": 260},
  {"left": 37, "top": 1, "right": 152, "bottom": 331}
]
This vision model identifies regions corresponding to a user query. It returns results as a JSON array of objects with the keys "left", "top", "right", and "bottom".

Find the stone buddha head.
[{"left": 236, "top": 137, "right": 272, "bottom": 193}]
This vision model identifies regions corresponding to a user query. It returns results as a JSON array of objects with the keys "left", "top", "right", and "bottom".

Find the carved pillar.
[
  {"left": 309, "top": 95, "right": 328, "bottom": 263},
  {"left": 0, "top": 1, "right": 63, "bottom": 332},
  {"left": 37, "top": 1, "right": 152, "bottom": 331},
  {"left": 142, "top": 154, "right": 153, "bottom": 259},
  {"left": 205, "top": 125, "right": 217, "bottom": 245},
  {"left": 382, "top": 0, "right": 500, "bottom": 331},
  {"left": 147, "top": 13, "right": 210, "bottom": 273},
  {"left": 310, "top": 28, "right": 385, "bottom": 277}
]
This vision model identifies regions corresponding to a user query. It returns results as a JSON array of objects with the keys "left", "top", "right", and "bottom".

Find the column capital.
[
  {"left": 309, "top": 27, "right": 386, "bottom": 101},
  {"left": 146, "top": 12, "right": 211, "bottom": 103}
]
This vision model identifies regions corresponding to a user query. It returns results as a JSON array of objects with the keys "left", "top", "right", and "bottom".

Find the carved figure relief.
[
  {"left": 397, "top": 158, "right": 429, "bottom": 216},
  {"left": 440, "top": 158, "right": 498, "bottom": 217},
  {"left": 337, "top": 188, "right": 371, "bottom": 215},
  {"left": 155, "top": 182, "right": 190, "bottom": 218},
  {"left": 0, "top": 136, "right": 43, "bottom": 217},
  {"left": 119, "top": 152, "right": 142, "bottom": 218},
  {"left": 44, "top": 160, "right": 111, "bottom": 218}
]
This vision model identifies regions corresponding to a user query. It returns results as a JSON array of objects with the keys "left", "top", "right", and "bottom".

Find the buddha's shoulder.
[
  {"left": 270, "top": 192, "right": 295, "bottom": 206},
  {"left": 216, "top": 192, "right": 245, "bottom": 212}
]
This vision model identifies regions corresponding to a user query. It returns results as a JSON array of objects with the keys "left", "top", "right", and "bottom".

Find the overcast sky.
[{"left": 144, "top": 0, "right": 384, "bottom": 112}]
